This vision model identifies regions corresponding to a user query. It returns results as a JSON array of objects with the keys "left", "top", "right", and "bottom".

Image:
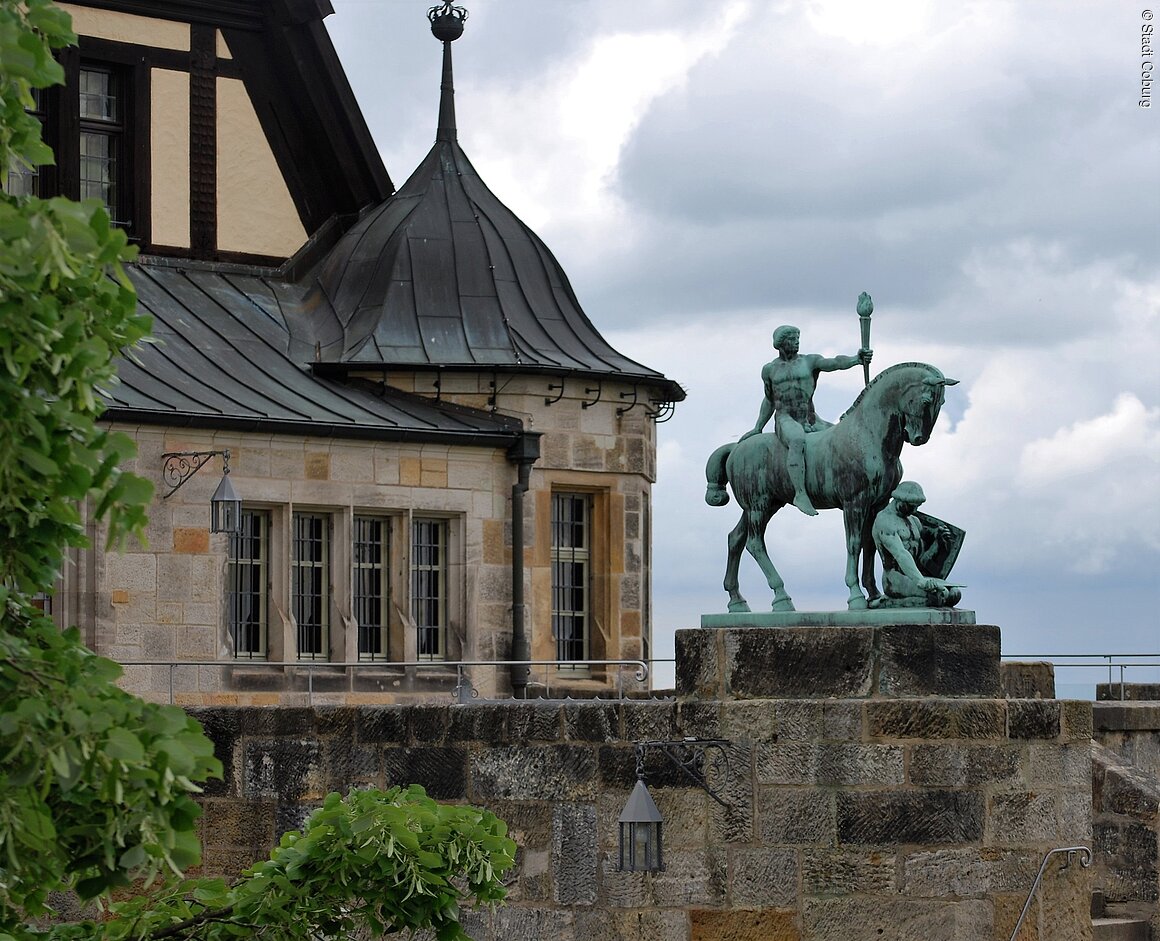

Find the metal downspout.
[{"left": 507, "top": 433, "right": 541, "bottom": 698}]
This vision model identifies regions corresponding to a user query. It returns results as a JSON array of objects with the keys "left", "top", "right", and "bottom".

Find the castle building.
[{"left": 26, "top": 0, "right": 682, "bottom": 702}]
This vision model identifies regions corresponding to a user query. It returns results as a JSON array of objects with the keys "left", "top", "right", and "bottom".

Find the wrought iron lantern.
[
  {"left": 618, "top": 776, "right": 664, "bottom": 872},
  {"left": 617, "top": 738, "right": 731, "bottom": 873},
  {"left": 160, "top": 449, "right": 242, "bottom": 534}
]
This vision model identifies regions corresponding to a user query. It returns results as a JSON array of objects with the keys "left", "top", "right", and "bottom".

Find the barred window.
[
  {"left": 293, "top": 513, "right": 330, "bottom": 661},
  {"left": 354, "top": 516, "right": 389, "bottom": 661},
  {"left": 229, "top": 510, "right": 268, "bottom": 659},
  {"left": 552, "top": 493, "right": 591, "bottom": 664},
  {"left": 411, "top": 518, "right": 446, "bottom": 660}
]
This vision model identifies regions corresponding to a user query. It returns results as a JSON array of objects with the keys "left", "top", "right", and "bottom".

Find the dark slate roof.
[
  {"left": 103, "top": 260, "right": 524, "bottom": 446},
  {"left": 298, "top": 18, "right": 684, "bottom": 403}
]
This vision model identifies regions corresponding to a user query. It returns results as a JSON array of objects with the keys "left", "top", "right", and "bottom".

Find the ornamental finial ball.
[{"left": 428, "top": 2, "right": 467, "bottom": 42}]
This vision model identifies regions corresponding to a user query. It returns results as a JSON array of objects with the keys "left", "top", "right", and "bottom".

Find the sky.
[{"left": 325, "top": 0, "right": 1160, "bottom": 691}]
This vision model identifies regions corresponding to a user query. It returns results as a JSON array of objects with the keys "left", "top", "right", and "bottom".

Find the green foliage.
[
  {"left": 0, "top": 0, "right": 152, "bottom": 594},
  {"left": 0, "top": 605, "right": 221, "bottom": 920},
  {"left": 41, "top": 786, "right": 515, "bottom": 941},
  {"left": 0, "top": 0, "right": 219, "bottom": 927}
]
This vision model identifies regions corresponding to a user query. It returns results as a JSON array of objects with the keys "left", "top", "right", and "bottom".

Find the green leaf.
[{"left": 104, "top": 727, "right": 145, "bottom": 764}]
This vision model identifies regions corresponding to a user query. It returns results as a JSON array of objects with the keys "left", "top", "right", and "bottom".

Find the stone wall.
[
  {"left": 189, "top": 685, "right": 1093, "bottom": 939},
  {"left": 1091, "top": 702, "right": 1160, "bottom": 934}
]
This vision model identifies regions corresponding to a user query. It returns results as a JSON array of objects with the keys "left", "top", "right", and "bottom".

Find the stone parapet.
[
  {"left": 189, "top": 691, "right": 1092, "bottom": 941},
  {"left": 676, "top": 625, "right": 1001, "bottom": 700}
]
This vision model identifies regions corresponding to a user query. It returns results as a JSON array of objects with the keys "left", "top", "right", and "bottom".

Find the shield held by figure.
[{"left": 915, "top": 511, "right": 966, "bottom": 581}]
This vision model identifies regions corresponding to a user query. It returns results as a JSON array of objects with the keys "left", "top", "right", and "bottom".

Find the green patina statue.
[
  {"left": 739, "top": 324, "right": 873, "bottom": 516},
  {"left": 705, "top": 294, "right": 960, "bottom": 612},
  {"left": 870, "top": 481, "right": 964, "bottom": 608}
]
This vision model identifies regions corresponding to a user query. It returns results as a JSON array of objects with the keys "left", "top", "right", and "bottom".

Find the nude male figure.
[{"left": 740, "top": 325, "right": 872, "bottom": 516}]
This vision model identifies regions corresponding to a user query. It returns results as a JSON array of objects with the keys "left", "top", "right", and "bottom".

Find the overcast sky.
[{"left": 326, "top": 0, "right": 1159, "bottom": 690}]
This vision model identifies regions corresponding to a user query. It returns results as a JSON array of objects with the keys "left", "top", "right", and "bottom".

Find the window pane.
[
  {"left": 551, "top": 493, "right": 591, "bottom": 664},
  {"left": 411, "top": 519, "right": 446, "bottom": 660},
  {"left": 293, "top": 513, "right": 329, "bottom": 661},
  {"left": 78, "top": 65, "right": 126, "bottom": 226},
  {"left": 354, "top": 516, "right": 389, "bottom": 660},
  {"left": 229, "top": 511, "right": 268, "bottom": 659}
]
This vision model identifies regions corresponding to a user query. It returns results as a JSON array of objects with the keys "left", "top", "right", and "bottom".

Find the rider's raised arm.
[{"left": 814, "top": 350, "right": 870, "bottom": 373}]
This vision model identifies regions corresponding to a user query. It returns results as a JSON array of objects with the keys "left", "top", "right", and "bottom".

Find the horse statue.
[{"left": 704, "top": 362, "right": 958, "bottom": 612}]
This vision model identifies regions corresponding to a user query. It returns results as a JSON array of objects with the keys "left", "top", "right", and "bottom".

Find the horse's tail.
[{"left": 705, "top": 443, "right": 734, "bottom": 506}]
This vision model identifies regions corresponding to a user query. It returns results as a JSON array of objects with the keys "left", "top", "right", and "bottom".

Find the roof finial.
[{"left": 428, "top": 2, "right": 467, "bottom": 142}]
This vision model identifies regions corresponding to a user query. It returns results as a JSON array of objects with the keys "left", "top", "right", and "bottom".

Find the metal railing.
[
  {"left": 1003, "top": 653, "right": 1160, "bottom": 700},
  {"left": 1008, "top": 845, "right": 1091, "bottom": 941},
  {"left": 118, "top": 658, "right": 649, "bottom": 706}
]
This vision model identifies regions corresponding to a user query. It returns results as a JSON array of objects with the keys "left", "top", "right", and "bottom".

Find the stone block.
[
  {"left": 1007, "top": 700, "right": 1061, "bottom": 739},
  {"left": 985, "top": 791, "right": 1059, "bottom": 844},
  {"left": 723, "top": 849, "right": 798, "bottom": 909},
  {"left": 304, "top": 452, "right": 330, "bottom": 480},
  {"left": 448, "top": 703, "right": 510, "bottom": 742},
  {"left": 758, "top": 787, "right": 836, "bottom": 846},
  {"left": 725, "top": 628, "right": 875, "bottom": 699},
  {"left": 320, "top": 740, "right": 380, "bottom": 791},
  {"left": 1094, "top": 702, "right": 1160, "bottom": 733},
  {"left": 173, "top": 527, "right": 210, "bottom": 554},
  {"left": 200, "top": 799, "right": 277, "bottom": 848},
  {"left": 242, "top": 739, "right": 324, "bottom": 801},
  {"left": 837, "top": 790, "right": 984, "bottom": 845},
  {"left": 552, "top": 803, "right": 597, "bottom": 905},
  {"left": 1094, "top": 821, "right": 1159, "bottom": 903},
  {"left": 800, "top": 849, "right": 896, "bottom": 896},
  {"left": 822, "top": 701, "right": 863, "bottom": 741},
  {"left": 471, "top": 745, "right": 598, "bottom": 801},
  {"left": 650, "top": 849, "right": 728, "bottom": 907},
  {"left": 802, "top": 897, "right": 992, "bottom": 941},
  {"left": 756, "top": 743, "right": 904, "bottom": 787},
  {"left": 866, "top": 700, "right": 1006, "bottom": 740},
  {"left": 710, "top": 740, "right": 755, "bottom": 843},
  {"left": 901, "top": 848, "right": 1037, "bottom": 897},
  {"left": 382, "top": 746, "right": 466, "bottom": 800},
  {"left": 564, "top": 702, "right": 620, "bottom": 742},
  {"left": 877, "top": 624, "right": 1000, "bottom": 697},
  {"left": 622, "top": 701, "right": 677, "bottom": 741},
  {"left": 677, "top": 701, "right": 723, "bottom": 739},
  {"left": 676, "top": 630, "right": 722, "bottom": 700},
  {"left": 488, "top": 907, "right": 575, "bottom": 940},
  {"left": 407, "top": 704, "right": 449, "bottom": 743},
  {"left": 907, "top": 744, "right": 1021, "bottom": 788},
  {"left": 719, "top": 701, "right": 779, "bottom": 744},
  {"left": 689, "top": 908, "right": 799, "bottom": 941},
  {"left": 355, "top": 707, "right": 407, "bottom": 744},
  {"left": 1001, "top": 661, "right": 1055, "bottom": 699},
  {"left": 574, "top": 910, "right": 690, "bottom": 941},
  {"left": 508, "top": 702, "right": 563, "bottom": 742},
  {"left": 1061, "top": 700, "right": 1093, "bottom": 740}
]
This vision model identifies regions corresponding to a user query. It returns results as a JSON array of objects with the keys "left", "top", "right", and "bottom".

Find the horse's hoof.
[
  {"left": 728, "top": 600, "right": 752, "bottom": 613},
  {"left": 772, "top": 598, "right": 795, "bottom": 613},
  {"left": 847, "top": 597, "right": 868, "bottom": 611}
]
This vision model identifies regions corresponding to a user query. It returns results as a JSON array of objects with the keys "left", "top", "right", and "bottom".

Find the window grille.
[
  {"left": 229, "top": 510, "right": 268, "bottom": 658},
  {"left": 78, "top": 66, "right": 126, "bottom": 226},
  {"left": 354, "top": 516, "right": 389, "bottom": 661},
  {"left": 411, "top": 519, "right": 446, "bottom": 660},
  {"left": 552, "top": 493, "right": 591, "bottom": 664},
  {"left": 293, "top": 513, "right": 330, "bottom": 661}
]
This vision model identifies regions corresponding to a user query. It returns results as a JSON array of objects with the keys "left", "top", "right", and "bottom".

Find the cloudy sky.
[{"left": 326, "top": 0, "right": 1159, "bottom": 691}]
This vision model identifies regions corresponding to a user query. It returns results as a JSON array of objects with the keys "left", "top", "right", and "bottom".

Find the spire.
[{"left": 428, "top": 2, "right": 468, "bottom": 142}]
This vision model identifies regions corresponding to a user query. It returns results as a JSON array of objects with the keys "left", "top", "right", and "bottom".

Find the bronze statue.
[
  {"left": 870, "top": 481, "right": 964, "bottom": 608},
  {"left": 706, "top": 361, "right": 958, "bottom": 611},
  {"left": 740, "top": 325, "right": 872, "bottom": 516}
]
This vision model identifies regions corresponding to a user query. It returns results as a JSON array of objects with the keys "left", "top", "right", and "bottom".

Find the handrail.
[
  {"left": 117, "top": 658, "right": 650, "bottom": 706},
  {"left": 1003, "top": 654, "right": 1160, "bottom": 701},
  {"left": 1008, "top": 845, "right": 1091, "bottom": 941}
]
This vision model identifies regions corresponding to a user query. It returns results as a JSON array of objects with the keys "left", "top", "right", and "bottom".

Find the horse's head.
[{"left": 900, "top": 369, "right": 959, "bottom": 445}]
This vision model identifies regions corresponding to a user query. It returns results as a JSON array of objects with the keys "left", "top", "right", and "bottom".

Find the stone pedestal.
[{"left": 677, "top": 623, "right": 1001, "bottom": 700}]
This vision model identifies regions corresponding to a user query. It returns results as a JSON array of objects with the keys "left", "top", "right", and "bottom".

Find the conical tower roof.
[{"left": 303, "top": 3, "right": 683, "bottom": 403}]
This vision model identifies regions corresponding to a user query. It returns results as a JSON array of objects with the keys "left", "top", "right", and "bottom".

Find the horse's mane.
[{"left": 838, "top": 362, "right": 937, "bottom": 422}]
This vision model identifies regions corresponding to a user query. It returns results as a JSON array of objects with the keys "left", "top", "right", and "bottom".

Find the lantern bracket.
[
  {"left": 635, "top": 737, "right": 731, "bottom": 807},
  {"left": 161, "top": 450, "right": 231, "bottom": 498}
]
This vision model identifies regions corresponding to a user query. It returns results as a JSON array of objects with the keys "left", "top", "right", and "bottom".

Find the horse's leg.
[
  {"left": 843, "top": 510, "right": 867, "bottom": 609},
  {"left": 860, "top": 532, "right": 881, "bottom": 601},
  {"left": 745, "top": 507, "right": 795, "bottom": 612},
  {"left": 724, "top": 512, "right": 750, "bottom": 612}
]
